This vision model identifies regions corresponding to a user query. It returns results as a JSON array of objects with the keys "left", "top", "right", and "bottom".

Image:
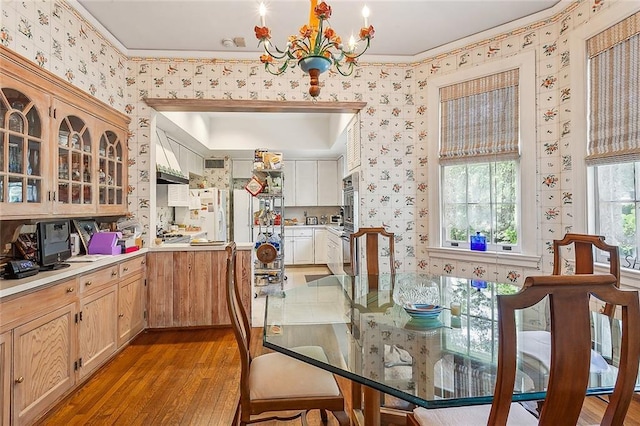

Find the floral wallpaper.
[{"left": 1, "top": 0, "right": 631, "bottom": 285}]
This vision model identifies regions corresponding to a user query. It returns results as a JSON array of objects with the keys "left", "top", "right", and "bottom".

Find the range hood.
[{"left": 156, "top": 128, "right": 189, "bottom": 184}]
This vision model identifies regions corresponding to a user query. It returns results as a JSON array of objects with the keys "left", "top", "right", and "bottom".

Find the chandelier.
[{"left": 254, "top": 0, "right": 374, "bottom": 98}]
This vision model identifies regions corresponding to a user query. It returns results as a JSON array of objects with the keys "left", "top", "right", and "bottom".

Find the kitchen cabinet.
[
  {"left": 0, "top": 331, "right": 10, "bottom": 426},
  {"left": 284, "top": 160, "right": 340, "bottom": 207},
  {"left": 283, "top": 165, "right": 296, "bottom": 207},
  {"left": 317, "top": 161, "right": 339, "bottom": 206},
  {"left": 232, "top": 160, "right": 253, "bottom": 178},
  {"left": 338, "top": 155, "right": 345, "bottom": 181},
  {"left": 13, "top": 303, "right": 76, "bottom": 425},
  {"left": 284, "top": 228, "right": 314, "bottom": 265},
  {"left": 118, "top": 272, "right": 145, "bottom": 347},
  {"left": 0, "top": 46, "right": 129, "bottom": 219},
  {"left": 346, "top": 114, "right": 361, "bottom": 173},
  {"left": 295, "top": 161, "right": 318, "bottom": 206},
  {"left": 0, "top": 254, "right": 146, "bottom": 425},
  {"left": 327, "top": 230, "right": 344, "bottom": 275},
  {"left": 147, "top": 248, "right": 251, "bottom": 328},
  {"left": 179, "top": 145, "right": 203, "bottom": 176},
  {"left": 117, "top": 254, "right": 146, "bottom": 347},
  {"left": 314, "top": 228, "right": 328, "bottom": 264},
  {"left": 78, "top": 285, "right": 118, "bottom": 380},
  {"left": 76, "top": 263, "right": 119, "bottom": 380}
]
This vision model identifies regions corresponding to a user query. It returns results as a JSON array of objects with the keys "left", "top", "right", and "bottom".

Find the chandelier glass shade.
[{"left": 254, "top": 0, "right": 374, "bottom": 98}]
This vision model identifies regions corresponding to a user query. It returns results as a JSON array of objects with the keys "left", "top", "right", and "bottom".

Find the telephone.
[{"left": 4, "top": 259, "right": 39, "bottom": 279}]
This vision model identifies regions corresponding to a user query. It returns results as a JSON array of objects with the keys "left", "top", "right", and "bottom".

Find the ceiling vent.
[{"left": 205, "top": 158, "right": 226, "bottom": 169}]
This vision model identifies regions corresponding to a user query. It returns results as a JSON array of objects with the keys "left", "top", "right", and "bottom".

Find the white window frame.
[
  {"left": 571, "top": 1, "right": 640, "bottom": 285},
  {"left": 427, "top": 50, "right": 537, "bottom": 260}
]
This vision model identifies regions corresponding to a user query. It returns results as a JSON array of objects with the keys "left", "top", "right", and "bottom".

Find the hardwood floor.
[{"left": 37, "top": 328, "right": 640, "bottom": 425}]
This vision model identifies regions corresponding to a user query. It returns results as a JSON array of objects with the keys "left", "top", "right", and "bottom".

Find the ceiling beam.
[{"left": 144, "top": 98, "right": 367, "bottom": 114}]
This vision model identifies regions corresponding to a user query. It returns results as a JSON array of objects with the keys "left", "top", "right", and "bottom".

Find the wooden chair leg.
[
  {"left": 332, "top": 410, "right": 351, "bottom": 426},
  {"left": 320, "top": 408, "right": 328, "bottom": 423}
]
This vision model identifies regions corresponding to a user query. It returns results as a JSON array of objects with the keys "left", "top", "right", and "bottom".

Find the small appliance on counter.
[
  {"left": 305, "top": 216, "right": 318, "bottom": 225},
  {"left": 330, "top": 214, "right": 342, "bottom": 225}
]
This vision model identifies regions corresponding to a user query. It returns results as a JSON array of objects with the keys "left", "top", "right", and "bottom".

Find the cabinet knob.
[
  {"left": 111, "top": 271, "right": 118, "bottom": 277},
  {"left": 66, "top": 287, "right": 74, "bottom": 293},
  {"left": 85, "top": 281, "right": 92, "bottom": 286},
  {"left": 119, "top": 313, "right": 124, "bottom": 318},
  {"left": 123, "top": 267, "right": 129, "bottom": 272},
  {"left": 15, "top": 376, "right": 24, "bottom": 384},
  {"left": 141, "top": 260, "right": 146, "bottom": 265}
]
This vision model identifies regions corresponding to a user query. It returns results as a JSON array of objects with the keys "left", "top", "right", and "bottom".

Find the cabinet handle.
[
  {"left": 111, "top": 271, "right": 118, "bottom": 277},
  {"left": 123, "top": 267, "right": 129, "bottom": 272},
  {"left": 141, "top": 260, "right": 146, "bottom": 265},
  {"left": 66, "top": 287, "right": 74, "bottom": 293},
  {"left": 85, "top": 281, "right": 92, "bottom": 286},
  {"left": 15, "top": 376, "right": 24, "bottom": 384},
  {"left": 119, "top": 313, "right": 124, "bottom": 318}
]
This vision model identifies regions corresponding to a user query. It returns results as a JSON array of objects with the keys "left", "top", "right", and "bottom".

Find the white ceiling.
[
  {"left": 73, "top": 0, "right": 563, "bottom": 61},
  {"left": 72, "top": 0, "right": 564, "bottom": 160}
]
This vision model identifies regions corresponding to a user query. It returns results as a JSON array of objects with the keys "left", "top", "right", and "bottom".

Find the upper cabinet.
[
  {"left": 0, "top": 46, "right": 130, "bottom": 219},
  {"left": 283, "top": 160, "right": 339, "bottom": 207},
  {"left": 346, "top": 114, "right": 361, "bottom": 173}
]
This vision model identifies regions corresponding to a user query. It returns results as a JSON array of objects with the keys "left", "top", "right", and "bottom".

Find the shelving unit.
[{"left": 251, "top": 168, "right": 285, "bottom": 297}]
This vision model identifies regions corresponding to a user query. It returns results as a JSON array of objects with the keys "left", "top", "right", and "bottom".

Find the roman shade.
[
  {"left": 439, "top": 69, "right": 519, "bottom": 164},
  {"left": 587, "top": 12, "right": 640, "bottom": 165}
]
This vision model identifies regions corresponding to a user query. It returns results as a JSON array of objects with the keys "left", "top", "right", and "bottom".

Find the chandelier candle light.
[{"left": 254, "top": 0, "right": 374, "bottom": 98}]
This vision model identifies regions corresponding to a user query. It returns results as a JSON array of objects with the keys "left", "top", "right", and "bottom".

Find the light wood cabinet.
[
  {"left": 12, "top": 303, "right": 76, "bottom": 426},
  {"left": 0, "top": 331, "right": 10, "bottom": 426},
  {"left": 0, "top": 254, "right": 147, "bottom": 425},
  {"left": 78, "top": 285, "right": 117, "bottom": 380},
  {"left": 118, "top": 272, "right": 145, "bottom": 347},
  {"left": 0, "top": 46, "right": 129, "bottom": 218},
  {"left": 146, "top": 248, "right": 251, "bottom": 328}
]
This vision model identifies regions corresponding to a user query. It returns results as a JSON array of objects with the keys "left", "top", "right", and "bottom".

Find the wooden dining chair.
[
  {"left": 407, "top": 273, "right": 640, "bottom": 426},
  {"left": 350, "top": 226, "right": 395, "bottom": 288},
  {"left": 553, "top": 233, "right": 620, "bottom": 317},
  {"left": 350, "top": 227, "right": 407, "bottom": 424},
  {"left": 225, "top": 242, "right": 350, "bottom": 426}
]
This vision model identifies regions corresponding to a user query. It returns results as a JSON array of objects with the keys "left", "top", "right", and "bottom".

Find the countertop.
[
  {"left": 0, "top": 249, "right": 149, "bottom": 299},
  {"left": 150, "top": 242, "right": 253, "bottom": 251}
]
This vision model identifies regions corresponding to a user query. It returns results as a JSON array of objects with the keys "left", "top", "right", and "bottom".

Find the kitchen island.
[{"left": 146, "top": 242, "right": 252, "bottom": 328}]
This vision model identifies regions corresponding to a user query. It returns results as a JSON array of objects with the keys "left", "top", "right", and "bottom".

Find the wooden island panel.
[{"left": 146, "top": 248, "right": 251, "bottom": 329}]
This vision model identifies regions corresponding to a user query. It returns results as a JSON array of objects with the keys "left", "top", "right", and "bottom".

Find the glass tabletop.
[{"left": 263, "top": 273, "right": 634, "bottom": 408}]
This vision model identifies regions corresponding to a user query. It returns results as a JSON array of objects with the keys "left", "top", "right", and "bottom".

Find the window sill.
[
  {"left": 427, "top": 247, "right": 541, "bottom": 269},
  {"left": 593, "top": 263, "right": 640, "bottom": 290}
]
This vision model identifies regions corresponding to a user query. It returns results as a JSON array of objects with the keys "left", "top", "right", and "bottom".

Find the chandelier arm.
[
  {"left": 334, "top": 61, "right": 355, "bottom": 77},
  {"left": 262, "top": 43, "right": 290, "bottom": 60},
  {"left": 344, "top": 38, "right": 372, "bottom": 60}
]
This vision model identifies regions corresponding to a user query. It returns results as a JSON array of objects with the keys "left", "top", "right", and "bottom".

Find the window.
[
  {"left": 440, "top": 69, "right": 519, "bottom": 251},
  {"left": 427, "top": 51, "right": 536, "bottom": 256},
  {"left": 443, "top": 162, "right": 517, "bottom": 248},
  {"left": 587, "top": 12, "right": 640, "bottom": 266}
]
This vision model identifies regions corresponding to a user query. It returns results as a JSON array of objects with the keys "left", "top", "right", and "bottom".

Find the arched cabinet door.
[
  {"left": 0, "top": 84, "right": 51, "bottom": 217},
  {"left": 98, "top": 129, "right": 128, "bottom": 214},
  {"left": 53, "top": 102, "right": 96, "bottom": 215}
]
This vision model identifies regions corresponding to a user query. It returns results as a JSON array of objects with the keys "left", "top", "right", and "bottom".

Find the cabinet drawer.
[
  {"left": 79, "top": 265, "right": 119, "bottom": 294},
  {"left": 119, "top": 255, "right": 147, "bottom": 279},
  {"left": 0, "top": 279, "right": 78, "bottom": 332},
  {"left": 293, "top": 228, "right": 313, "bottom": 237}
]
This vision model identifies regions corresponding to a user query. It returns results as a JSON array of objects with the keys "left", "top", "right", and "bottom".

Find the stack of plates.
[{"left": 402, "top": 303, "right": 444, "bottom": 319}]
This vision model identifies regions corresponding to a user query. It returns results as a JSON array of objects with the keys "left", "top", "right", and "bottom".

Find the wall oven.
[{"left": 342, "top": 172, "right": 359, "bottom": 233}]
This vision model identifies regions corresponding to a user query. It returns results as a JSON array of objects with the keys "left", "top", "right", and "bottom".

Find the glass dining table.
[{"left": 263, "top": 273, "right": 635, "bottom": 425}]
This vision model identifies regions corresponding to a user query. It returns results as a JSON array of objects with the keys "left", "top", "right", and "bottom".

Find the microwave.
[{"left": 330, "top": 215, "right": 342, "bottom": 224}]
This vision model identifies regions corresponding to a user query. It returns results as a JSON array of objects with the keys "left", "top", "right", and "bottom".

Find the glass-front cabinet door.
[
  {"left": 98, "top": 130, "right": 126, "bottom": 213},
  {"left": 52, "top": 99, "right": 96, "bottom": 215},
  {"left": 0, "top": 86, "right": 50, "bottom": 216}
]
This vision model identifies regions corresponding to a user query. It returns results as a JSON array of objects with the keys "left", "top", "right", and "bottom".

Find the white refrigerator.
[
  {"left": 189, "top": 188, "right": 228, "bottom": 241},
  {"left": 233, "top": 189, "right": 259, "bottom": 243}
]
